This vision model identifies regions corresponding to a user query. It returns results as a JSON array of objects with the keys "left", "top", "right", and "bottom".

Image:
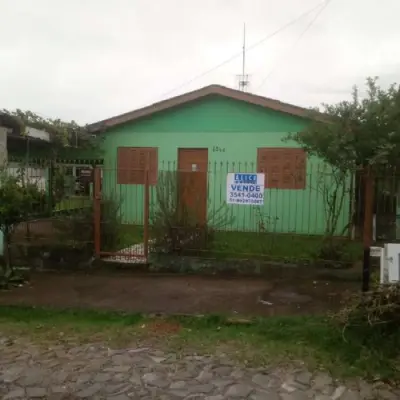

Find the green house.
[{"left": 90, "top": 84, "right": 351, "bottom": 236}]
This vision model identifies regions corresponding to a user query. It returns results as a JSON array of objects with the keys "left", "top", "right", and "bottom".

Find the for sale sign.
[{"left": 226, "top": 173, "right": 265, "bottom": 205}]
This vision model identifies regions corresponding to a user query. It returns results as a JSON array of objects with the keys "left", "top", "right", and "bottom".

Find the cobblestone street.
[{"left": 0, "top": 339, "right": 398, "bottom": 400}]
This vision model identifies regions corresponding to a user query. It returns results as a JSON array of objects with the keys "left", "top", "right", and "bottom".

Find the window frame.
[
  {"left": 117, "top": 146, "right": 158, "bottom": 185},
  {"left": 257, "top": 147, "right": 306, "bottom": 190}
]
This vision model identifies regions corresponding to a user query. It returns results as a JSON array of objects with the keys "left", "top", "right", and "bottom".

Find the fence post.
[
  {"left": 362, "top": 166, "right": 374, "bottom": 292},
  {"left": 47, "top": 161, "right": 54, "bottom": 215},
  {"left": 93, "top": 166, "right": 101, "bottom": 258},
  {"left": 143, "top": 158, "right": 150, "bottom": 261}
]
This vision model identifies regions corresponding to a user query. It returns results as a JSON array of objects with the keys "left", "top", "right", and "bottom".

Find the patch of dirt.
[
  {"left": 144, "top": 320, "right": 182, "bottom": 336},
  {"left": 0, "top": 271, "right": 358, "bottom": 316}
]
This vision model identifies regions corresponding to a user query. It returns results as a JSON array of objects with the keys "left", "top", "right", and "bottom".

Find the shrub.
[
  {"left": 335, "top": 283, "right": 400, "bottom": 339},
  {"left": 150, "top": 171, "right": 235, "bottom": 254},
  {"left": 53, "top": 194, "right": 124, "bottom": 254},
  {"left": 0, "top": 169, "right": 48, "bottom": 284}
]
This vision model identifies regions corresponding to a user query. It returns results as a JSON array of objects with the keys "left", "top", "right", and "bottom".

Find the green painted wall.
[{"left": 101, "top": 95, "right": 351, "bottom": 235}]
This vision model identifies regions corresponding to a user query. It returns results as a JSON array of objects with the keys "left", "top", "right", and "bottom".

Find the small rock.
[
  {"left": 251, "top": 391, "right": 280, "bottom": 400},
  {"left": 105, "top": 365, "right": 131, "bottom": 373},
  {"left": 142, "top": 372, "right": 169, "bottom": 388},
  {"left": 149, "top": 356, "right": 166, "bottom": 363},
  {"left": 76, "top": 383, "right": 103, "bottom": 398},
  {"left": 4, "top": 388, "right": 25, "bottom": 399},
  {"left": 0, "top": 337, "right": 14, "bottom": 346},
  {"left": 107, "top": 395, "right": 130, "bottom": 400},
  {"left": 295, "top": 371, "right": 312, "bottom": 386},
  {"left": 170, "top": 381, "right": 187, "bottom": 390},
  {"left": 225, "top": 383, "right": 253, "bottom": 398},
  {"left": 51, "top": 386, "right": 67, "bottom": 394},
  {"left": 313, "top": 373, "right": 333, "bottom": 390},
  {"left": 94, "top": 372, "right": 112, "bottom": 382},
  {"left": 358, "top": 380, "right": 375, "bottom": 399},
  {"left": 76, "top": 373, "right": 92, "bottom": 385},
  {"left": 377, "top": 389, "right": 398, "bottom": 400},
  {"left": 188, "top": 384, "right": 215, "bottom": 394},
  {"left": 332, "top": 386, "right": 347, "bottom": 400},
  {"left": 26, "top": 387, "right": 47, "bottom": 398},
  {"left": 213, "top": 366, "right": 232, "bottom": 377},
  {"left": 252, "top": 373, "right": 271, "bottom": 389},
  {"left": 129, "top": 372, "right": 142, "bottom": 386},
  {"left": 281, "top": 382, "right": 297, "bottom": 393},
  {"left": 341, "top": 389, "right": 362, "bottom": 400},
  {"left": 230, "top": 369, "right": 245, "bottom": 379},
  {"left": 197, "top": 370, "right": 213, "bottom": 382},
  {"left": 211, "top": 379, "right": 234, "bottom": 390},
  {"left": 280, "top": 392, "right": 308, "bottom": 400},
  {"left": 128, "top": 347, "right": 150, "bottom": 354},
  {"left": 205, "top": 396, "right": 224, "bottom": 400}
]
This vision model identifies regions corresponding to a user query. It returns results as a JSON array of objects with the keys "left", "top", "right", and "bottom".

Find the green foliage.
[
  {"left": 54, "top": 195, "right": 124, "bottom": 253},
  {"left": 1, "top": 109, "right": 96, "bottom": 150},
  {"left": 287, "top": 77, "right": 400, "bottom": 170},
  {"left": 0, "top": 168, "right": 47, "bottom": 282},
  {"left": 0, "top": 170, "right": 46, "bottom": 234},
  {"left": 285, "top": 77, "right": 400, "bottom": 248}
]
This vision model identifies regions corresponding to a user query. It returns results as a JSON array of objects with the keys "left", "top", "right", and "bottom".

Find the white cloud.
[{"left": 0, "top": 0, "right": 399, "bottom": 123}]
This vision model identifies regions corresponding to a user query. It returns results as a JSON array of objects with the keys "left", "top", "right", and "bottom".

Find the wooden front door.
[{"left": 178, "top": 148, "right": 208, "bottom": 225}]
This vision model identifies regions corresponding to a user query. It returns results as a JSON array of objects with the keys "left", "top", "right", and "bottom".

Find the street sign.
[{"left": 226, "top": 173, "right": 265, "bottom": 205}]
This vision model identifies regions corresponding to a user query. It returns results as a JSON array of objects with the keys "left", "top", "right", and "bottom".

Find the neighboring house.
[{"left": 89, "top": 84, "right": 351, "bottom": 235}]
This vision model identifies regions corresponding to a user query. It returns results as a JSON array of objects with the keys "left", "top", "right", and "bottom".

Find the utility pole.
[{"left": 237, "top": 23, "right": 250, "bottom": 91}]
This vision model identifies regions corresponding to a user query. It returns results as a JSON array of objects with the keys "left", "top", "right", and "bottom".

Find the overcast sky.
[{"left": 0, "top": 0, "right": 399, "bottom": 124}]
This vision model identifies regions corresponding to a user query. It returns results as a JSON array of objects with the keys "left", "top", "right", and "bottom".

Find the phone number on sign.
[{"left": 229, "top": 192, "right": 263, "bottom": 199}]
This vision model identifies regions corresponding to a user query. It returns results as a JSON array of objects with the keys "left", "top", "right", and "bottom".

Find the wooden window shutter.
[
  {"left": 257, "top": 148, "right": 306, "bottom": 190},
  {"left": 117, "top": 147, "right": 158, "bottom": 185},
  {"left": 117, "top": 147, "right": 130, "bottom": 184}
]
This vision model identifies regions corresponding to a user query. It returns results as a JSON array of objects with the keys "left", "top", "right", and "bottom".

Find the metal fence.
[
  {"left": 4, "top": 159, "right": 400, "bottom": 267},
  {"left": 94, "top": 162, "right": 360, "bottom": 266},
  {"left": 4, "top": 159, "right": 96, "bottom": 266}
]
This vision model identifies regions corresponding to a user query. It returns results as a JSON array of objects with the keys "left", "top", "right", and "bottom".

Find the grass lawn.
[
  {"left": 118, "top": 224, "right": 144, "bottom": 248},
  {"left": 211, "top": 231, "right": 363, "bottom": 262},
  {"left": 55, "top": 196, "right": 92, "bottom": 211},
  {"left": 0, "top": 306, "right": 398, "bottom": 380},
  {"left": 105, "top": 224, "right": 363, "bottom": 263}
]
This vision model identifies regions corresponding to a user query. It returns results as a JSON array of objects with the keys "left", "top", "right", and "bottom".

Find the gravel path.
[{"left": 0, "top": 339, "right": 397, "bottom": 400}]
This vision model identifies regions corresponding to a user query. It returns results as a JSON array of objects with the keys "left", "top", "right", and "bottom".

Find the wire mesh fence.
[
  {"left": 3, "top": 159, "right": 96, "bottom": 266},
  {"left": 3, "top": 158, "right": 400, "bottom": 268},
  {"left": 95, "top": 162, "right": 370, "bottom": 266}
]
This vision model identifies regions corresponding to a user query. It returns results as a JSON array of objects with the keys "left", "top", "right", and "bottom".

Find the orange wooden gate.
[{"left": 93, "top": 166, "right": 150, "bottom": 263}]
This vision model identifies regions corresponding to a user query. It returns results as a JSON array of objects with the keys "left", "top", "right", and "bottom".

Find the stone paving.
[{"left": 0, "top": 339, "right": 398, "bottom": 399}]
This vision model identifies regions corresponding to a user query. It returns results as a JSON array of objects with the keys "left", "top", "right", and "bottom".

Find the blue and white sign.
[{"left": 227, "top": 173, "right": 265, "bottom": 205}]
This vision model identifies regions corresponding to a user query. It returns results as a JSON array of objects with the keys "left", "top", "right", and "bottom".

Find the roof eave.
[{"left": 88, "top": 84, "right": 325, "bottom": 133}]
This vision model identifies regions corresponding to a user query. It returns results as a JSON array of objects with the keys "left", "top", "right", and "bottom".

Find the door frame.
[{"left": 177, "top": 148, "right": 209, "bottom": 225}]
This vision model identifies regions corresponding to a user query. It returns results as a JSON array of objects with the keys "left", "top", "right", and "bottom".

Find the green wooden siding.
[{"left": 100, "top": 95, "right": 350, "bottom": 234}]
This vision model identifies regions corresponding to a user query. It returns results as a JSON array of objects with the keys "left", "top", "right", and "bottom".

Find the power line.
[
  {"left": 154, "top": 1, "right": 329, "bottom": 101},
  {"left": 256, "top": 0, "right": 332, "bottom": 91}
]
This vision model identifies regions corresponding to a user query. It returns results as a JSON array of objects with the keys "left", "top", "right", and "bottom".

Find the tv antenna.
[{"left": 237, "top": 23, "right": 250, "bottom": 91}]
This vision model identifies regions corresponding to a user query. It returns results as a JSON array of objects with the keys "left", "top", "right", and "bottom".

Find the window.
[
  {"left": 257, "top": 148, "right": 306, "bottom": 189},
  {"left": 117, "top": 147, "right": 158, "bottom": 185}
]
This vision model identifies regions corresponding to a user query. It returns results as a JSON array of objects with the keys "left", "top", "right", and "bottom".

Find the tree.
[
  {"left": 0, "top": 168, "right": 47, "bottom": 285},
  {"left": 288, "top": 77, "right": 400, "bottom": 170},
  {"left": 0, "top": 109, "right": 96, "bottom": 151},
  {"left": 287, "top": 78, "right": 400, "bottom": 257}
]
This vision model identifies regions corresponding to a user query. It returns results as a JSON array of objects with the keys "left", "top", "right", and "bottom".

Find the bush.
[
  {"left": 335, "top": 283, "right": 400, "bottom": 338},
  {"left": 54, "top": 195, "right": 124, "bottom": 253},
  {"left": 0, "top": 169, "right": 50, "bottom": 283},
  {"left": 150, "top": 171, "right": 235, "bottom": 254}
]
